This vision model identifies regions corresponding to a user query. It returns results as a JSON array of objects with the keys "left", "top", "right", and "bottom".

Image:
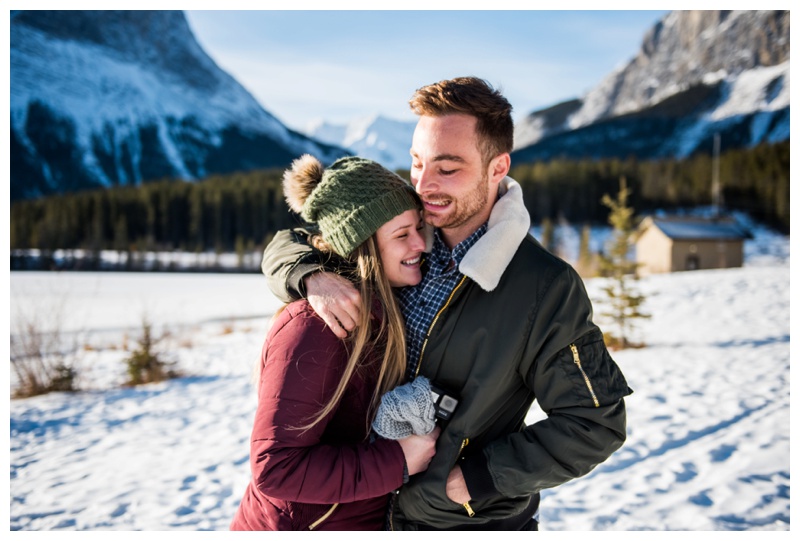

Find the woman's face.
[{"left": 375, "top": 209, "right": 426, "bottom": 288}]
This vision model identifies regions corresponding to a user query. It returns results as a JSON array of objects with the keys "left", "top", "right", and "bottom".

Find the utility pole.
[{"left": 712, "top": 132, "right": 722, "bottom": 218}]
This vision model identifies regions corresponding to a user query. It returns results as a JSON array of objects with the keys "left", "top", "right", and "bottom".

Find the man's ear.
[{"left": 488, "top": 153, "right": 511, "bottom": 185}]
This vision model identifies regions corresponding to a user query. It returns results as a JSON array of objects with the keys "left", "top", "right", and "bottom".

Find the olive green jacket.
[{"left": 262, "top": 177, "right": 632, "bottom": 530}]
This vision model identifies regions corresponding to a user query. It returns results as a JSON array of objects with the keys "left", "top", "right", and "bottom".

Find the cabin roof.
[{"left": 644, "top": 217, "right": 752, "bottom": 241}]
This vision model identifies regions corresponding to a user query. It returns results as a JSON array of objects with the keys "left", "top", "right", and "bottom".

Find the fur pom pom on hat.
[{"left": 282, "top": 154, "right": 421, "bottom": 257}]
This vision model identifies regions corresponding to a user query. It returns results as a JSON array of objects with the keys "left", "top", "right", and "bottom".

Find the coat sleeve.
[
  {"left": 261, "top": 227, "right": 326, "bottom": 303},
  {"left": 460, "top": 266, "right": 632, "bottom": 500},
  {"left": 250, "top": 309, "right": 406, "bottom": 504}
]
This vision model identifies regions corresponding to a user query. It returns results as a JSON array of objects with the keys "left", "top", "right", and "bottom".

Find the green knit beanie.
[{"left": 284, "top": 155, "right": 421, "bottom": 257}]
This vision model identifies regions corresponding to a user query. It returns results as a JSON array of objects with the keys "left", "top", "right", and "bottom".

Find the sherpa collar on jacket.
[{"left": 459, "top": 176, "right": 531, "bottom": 292}]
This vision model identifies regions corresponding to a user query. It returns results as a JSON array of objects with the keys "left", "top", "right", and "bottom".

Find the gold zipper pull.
[
  {"left": 458, "top": 438, "right": 474, "bottom": 517},
  {"left": 463, "top": 501, "right": 475, "bottom": 517}
]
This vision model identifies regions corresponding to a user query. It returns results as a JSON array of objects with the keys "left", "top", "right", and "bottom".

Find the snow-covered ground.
[{"left": 8, "top": 224, "right": 791, "bottom": 531}]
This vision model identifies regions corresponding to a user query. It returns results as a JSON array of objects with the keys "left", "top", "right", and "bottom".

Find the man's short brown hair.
[{"left": 409, "top": 76, "right": 513, "bottom": 167}]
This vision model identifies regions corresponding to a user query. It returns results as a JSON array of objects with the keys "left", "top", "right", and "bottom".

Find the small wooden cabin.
[{"left": 636, "top": 216, "right": 751, "bottom": 275}]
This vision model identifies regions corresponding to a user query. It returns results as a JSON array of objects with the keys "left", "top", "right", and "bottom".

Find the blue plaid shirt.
[{"left": 396, "top": 223, "right": 488, "bottom": 381}]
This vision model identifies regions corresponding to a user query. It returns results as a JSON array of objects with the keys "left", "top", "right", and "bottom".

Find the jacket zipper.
[
  {"left": 392, "top": 275, "right": 469, "bottom": 530},
  {"left": 570, "top": 344, "right": 599, "bottom": 407},
  {"left": 415, "top": 275, "right": 468, "bottom": 378},
  {"left": 308, "top": 503, "right": 338, "bottom": 530},
  {"left": 458, "top": 438, "right": 475, "bottom": 517}
]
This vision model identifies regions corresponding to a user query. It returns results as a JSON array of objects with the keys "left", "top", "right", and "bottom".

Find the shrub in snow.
[
  {"left": 10, "top": 297, "right": 81, "bottom": 398},
  {"left": 124, "top": 320, "right": 180, "bottom": 386}
]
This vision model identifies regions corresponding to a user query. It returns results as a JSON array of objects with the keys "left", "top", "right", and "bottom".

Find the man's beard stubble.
[{"left": 425, "top": 171, "right": 489, "bottom": 232}]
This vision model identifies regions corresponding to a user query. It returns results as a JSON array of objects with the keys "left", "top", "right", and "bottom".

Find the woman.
[{"left": 231, "top": 155, "right": 438, "bottom": 531}]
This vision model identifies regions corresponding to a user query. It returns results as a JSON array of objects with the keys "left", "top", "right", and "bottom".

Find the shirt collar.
[{"left": 430, "top": 222, "right": 489, "bottom": 268}]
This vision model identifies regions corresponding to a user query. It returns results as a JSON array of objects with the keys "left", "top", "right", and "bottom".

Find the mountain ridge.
[
  {"left": 512, "top": 10, "right": 789, "bottom": 160},
  {"left": 10, "top": 10, "right": 347, "bottom": 200}
]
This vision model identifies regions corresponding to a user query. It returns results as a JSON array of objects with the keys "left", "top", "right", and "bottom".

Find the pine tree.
[{"left": 598, "top": 177, "right": 649, "bottom": 349}]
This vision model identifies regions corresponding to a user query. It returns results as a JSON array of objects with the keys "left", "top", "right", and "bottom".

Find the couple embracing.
[{"left": 231, "top": 76, "right": 632, "bottom": 531}]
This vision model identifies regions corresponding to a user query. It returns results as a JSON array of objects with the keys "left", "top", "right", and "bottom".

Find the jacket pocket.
[
  {"left": 570, "top": 343, "right": 599, "bottom": 407},
  {"left": 563, "top": 330, "right": 632, "bottom": 407},
  {"left": 395, "top": 430, "right": 471, "bottom": 525}
]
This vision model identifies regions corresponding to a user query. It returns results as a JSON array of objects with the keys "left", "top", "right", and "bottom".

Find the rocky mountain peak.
[
  {"left": 13, "top": 10, "right": 223, "bottom": 92},
  {"left": 10, "top": 10, "right": 346, "bottom": 200},
  {"left": 572, "top": 10, "right": 789, "bottom": 127},
  {"left": 513, "top": 10, "right": 789, "bottom": 161}
]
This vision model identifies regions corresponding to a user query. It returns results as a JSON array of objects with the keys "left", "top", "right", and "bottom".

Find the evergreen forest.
[{"left": 10, "top": 141, "right": 790, "bottom": 265}]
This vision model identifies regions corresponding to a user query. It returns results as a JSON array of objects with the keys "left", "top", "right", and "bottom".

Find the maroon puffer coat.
[{"left": 230, "top": 300, "right": 406, "bottom": 531}]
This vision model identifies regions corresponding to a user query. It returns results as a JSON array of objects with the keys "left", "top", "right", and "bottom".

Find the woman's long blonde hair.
[
  {"left": 257, "top": 234, "right": 408, "bottom": 435},
  {"left": 259, "top": 153, "right": 413, "bottom": 434}
]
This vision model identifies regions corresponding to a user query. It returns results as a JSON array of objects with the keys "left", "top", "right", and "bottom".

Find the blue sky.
[{"left": 185, "top": 9, "right": 670, "bottom": 132}]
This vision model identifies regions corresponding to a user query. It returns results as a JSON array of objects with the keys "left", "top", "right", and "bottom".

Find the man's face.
[{"left": 409, "top": 114, "right": 495, "bottom": 248}]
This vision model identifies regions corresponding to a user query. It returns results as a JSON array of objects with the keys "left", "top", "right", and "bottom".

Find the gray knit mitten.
[{"left": 372, "top": 376, "right": 436, "bottom": 439}]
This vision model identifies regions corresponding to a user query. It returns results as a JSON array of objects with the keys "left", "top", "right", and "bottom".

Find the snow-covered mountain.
[
  {"left": 11, "top": 10, "right": 789, "bottom": 199},
  {"left": 513, "top": 10, "right": 790, "bottom": 161},
  {"left": 304, "top": 114, "right": 417, "bottom": 171},
  {"left": 10, "top": 10, "right": 348, "bottom": 200}
]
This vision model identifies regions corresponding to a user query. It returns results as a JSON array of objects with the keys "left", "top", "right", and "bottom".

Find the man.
[{"left": 262, "top": 77, "right": 632, "bottom": 530}]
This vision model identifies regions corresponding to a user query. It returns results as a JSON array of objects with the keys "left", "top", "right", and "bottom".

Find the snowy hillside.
[
  {"left": 8, "top": 224, "right": 789, "bottom": 531},
  {"left": 305, "top": 114, "right": 417, "bottom": 171},
  {"left": 10, "top": 11, "right": 345, "bottom": 199}
]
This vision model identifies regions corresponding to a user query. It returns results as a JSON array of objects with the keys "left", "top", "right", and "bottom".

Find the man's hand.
[
  {"left": 445, "top": 465, "right": 472, "bottom": 504},
  {"left": 304, "top": 272, "right": 362, "bottom": 339}
]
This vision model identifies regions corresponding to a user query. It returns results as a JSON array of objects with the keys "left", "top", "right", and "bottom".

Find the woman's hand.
[{"left": 397, "top": 426, "right": 441, "bottom": 476}]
